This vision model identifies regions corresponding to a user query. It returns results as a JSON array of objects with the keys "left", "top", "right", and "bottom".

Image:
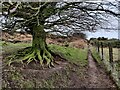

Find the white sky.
[
  {"left": 84, "top": 0, "right": 119, "bottom": 39},
  {"left": 1, "top": 0, "right": 119, "bottom": 40},
  {"left": 85, "top": 29, "right": 118, "bottom": 39},
  {"left": 85, "top": 17, "right": 119, "bottom": 40}
]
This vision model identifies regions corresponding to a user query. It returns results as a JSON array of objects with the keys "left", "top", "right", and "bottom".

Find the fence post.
[
  {"left": 97, "top": 41, "right": 100, "bottom": 53},
  {"left": 101, "top": 42, "right": 104, "bottom": 61},
  {"left": 94, "top": 41, "right": 97, "bottom": 51},
  {"left": 109, "top": 43, "right": 113, "bottom": 66}
]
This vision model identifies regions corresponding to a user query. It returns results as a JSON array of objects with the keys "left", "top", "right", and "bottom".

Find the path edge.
[{"left": 89, "top": 49, "right": 119, "bottom": 90}]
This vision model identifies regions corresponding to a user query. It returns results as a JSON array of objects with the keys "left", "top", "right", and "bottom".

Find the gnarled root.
[
  {"left": 6, "top": 47, "right": 54, "bottom": 68},
  {"left": 21, "top": 48, "right": 54, "bottom": 68}
]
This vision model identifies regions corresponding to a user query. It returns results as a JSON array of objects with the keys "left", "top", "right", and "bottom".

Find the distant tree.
[
  {"left": 72, "top": 32, "right": 87, "bottom": 39},
  {"left": 1, "top": 1, "right": 120, "bottom": 66},
  {"left": 109, "top": 38, "right": 119, "bottom": 41},
  {"left": 97, "top": 37, "right": 108, "bottom": 40}
]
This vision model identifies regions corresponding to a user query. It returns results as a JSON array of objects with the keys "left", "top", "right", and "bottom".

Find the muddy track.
[
  {"left": 0, "top": 50, "right": 2, "bottom": 89},
  {"left": 87, "top": 49, "right": 116, "bottom": 88}
]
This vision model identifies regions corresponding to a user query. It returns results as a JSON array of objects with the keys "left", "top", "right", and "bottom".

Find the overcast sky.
[
  {"left": 84, "top": 0, "right": 119, "bottom": 40},
  {"left": 1, "top": 0, "right": 119, "bottom": 39},
  {"left": 85, "top": 17, "right": 119, "bottom": 40},
  {"left": 85, "top": 29, "right": 118, "bottom": 39}
]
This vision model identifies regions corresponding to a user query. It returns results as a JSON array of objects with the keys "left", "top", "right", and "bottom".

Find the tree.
[
  {"left": 97, "top": 37, "right": 108, "bottom": 40},
  {"left": 1, "top": 1, "right": 120, "bottom": 67},
  {"left": 72, "top": 32, "right": 87, "bottom": 39}
]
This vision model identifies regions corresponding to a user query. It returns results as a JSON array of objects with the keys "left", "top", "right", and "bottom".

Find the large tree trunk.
[{"left": 23, "top": 25, "right": 53, "bottom": 67}]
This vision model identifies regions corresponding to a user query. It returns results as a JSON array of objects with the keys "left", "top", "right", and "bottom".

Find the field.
[
  {"left": 91, "top": 46, "right": 120, "bottom": 88},
  {"left": 1, "top": 40, "right": 89, "bottom": 88},
  {"left": 98, "top": 48, "right": 119, "bottom": 62},
  {"left": 102, "top": 48, "right": 120, "bottom": 87},
  {"left": 1, "top": 33, "right": 120, "bottom": 88}
]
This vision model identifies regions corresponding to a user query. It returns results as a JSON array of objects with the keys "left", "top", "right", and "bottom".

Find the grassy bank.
[
  {"left": 1, "top": 41, "right": 89, "bottom": 88},
  {"left": 1, "top": 41, "right": 88, "bottom": 67},
  {"left": 90, "top": 46, "right": 102, "bottom": 64},
  {"left": 49, "top": 44, "right": 88, "bottom": 66}
]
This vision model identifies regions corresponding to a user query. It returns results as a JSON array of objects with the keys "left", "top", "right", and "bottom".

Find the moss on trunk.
[{"left": 22, "top": 25, "right": 53, "bottom": 67}]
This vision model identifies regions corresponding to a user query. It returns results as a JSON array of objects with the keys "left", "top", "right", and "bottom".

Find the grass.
[
  {"left": 1, "top": 41, "right": 88, "bottom": 67},
  {"left": 90, "top": 45, "right": 120, "bottom": 88},
  {"left": 1, "top": 41, "right": 88, "bottom": 88},
  {"left": 90, "top": 46, "right": 102, "bottom": 64},
  {"left": 49, "top": 44, "right": 88, "bottom": 66},
  {"left": 0, "top": 41, "right": 3, "bottom": 46},
  {"left": 1, "top": 41, "right": 31, "bottom": 55},
  {"left": 99, "top": 47, "right": 120, "bottom": 71},
  {"left": 91, "top": 46, "right": 120, "bottom": 70},
  {"left": 99, "top": 47, "right": 119, "bottom": 62}
]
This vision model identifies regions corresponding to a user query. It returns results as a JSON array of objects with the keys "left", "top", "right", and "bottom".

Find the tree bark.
[{"left": 22, "top": 24, "right": 53, "bottom": 67}]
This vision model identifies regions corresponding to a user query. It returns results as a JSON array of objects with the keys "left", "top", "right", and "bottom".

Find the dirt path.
[
  {"left": 0, "top": 47, "right": 2, "bottom": 89},
  {"left": 87, "top": 49, "right": 116, "bottom": 88}
]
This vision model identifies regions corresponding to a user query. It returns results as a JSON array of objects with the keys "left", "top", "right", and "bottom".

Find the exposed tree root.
[
  {"left": 6, "top": 47, "right": 54, "bottom": 68},
  {"left": 22, "top": 48, "right": 54, "bottom": 67}
]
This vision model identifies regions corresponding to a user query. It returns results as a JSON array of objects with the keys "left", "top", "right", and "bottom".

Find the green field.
[
  {"left": 49, "top": 44, "right": 88, "bottom": 66},
  {"left": 1, "top": 40, "right": 88, "bottom": 67}
]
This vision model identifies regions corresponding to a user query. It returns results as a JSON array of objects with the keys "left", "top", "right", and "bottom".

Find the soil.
[
  {"left": 0, "top": 55, "right": 2, "bottom": 88},
  {"left": 1, "top": 32, "right": 118, "bottom": 89},
  {"left": 2, "top": 48, "right": 117, "bottom": 89},
  {"left": 2, "top": 54, "right": 89, "bottom": 88},
  {"left": 87, "top": 49, "right": 116, "bottom": 88}
]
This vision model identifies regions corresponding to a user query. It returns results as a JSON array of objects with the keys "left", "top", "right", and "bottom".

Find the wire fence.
[{"left": 93, "top": 42, "right": 120, "bottom": 88}]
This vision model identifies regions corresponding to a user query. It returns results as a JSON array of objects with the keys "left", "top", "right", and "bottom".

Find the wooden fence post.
[
  {"left": 101, "top": 42, "right": 104, "bottom": 61},
  {"left": 97, "top": 42, "right": 100, "bottom": 53},
  {"left": 109, "top": 43, "right": 113, "bottom": 66}
]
